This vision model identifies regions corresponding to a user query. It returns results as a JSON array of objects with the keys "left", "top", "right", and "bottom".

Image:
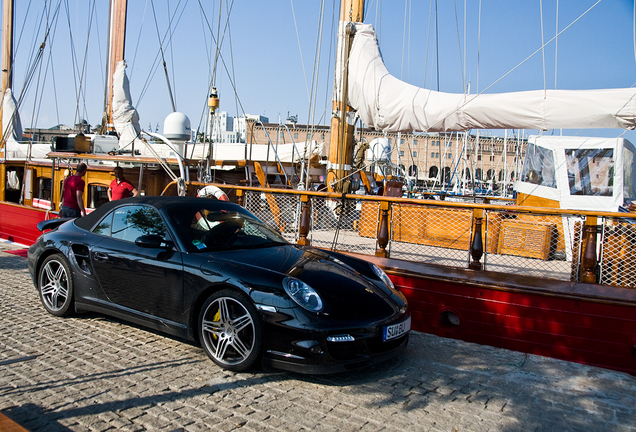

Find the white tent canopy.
[
  {"left": 515, "top": 135, "right": 636, "bottom": 212},
  {"left": 348, "top": 24, "right": 636, "bottom": 133}
]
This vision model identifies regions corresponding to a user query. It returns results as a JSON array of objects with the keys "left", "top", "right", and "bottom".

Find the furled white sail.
[
  {"left": 2, "top": 88, "right": 52, "bottom": 160},
  {"left": 348, "top": 24, "right": 636, "bottom": 133},
  {"left": 2, "top": 88, "right": 23, "bottom": 144},
  {"left": 112, "top": 60, "right": 144, "bottom": 150}
]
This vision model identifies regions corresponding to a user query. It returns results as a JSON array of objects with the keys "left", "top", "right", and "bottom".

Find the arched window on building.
[
  {"left": 408, "top": 165, "right": 418, "bottom": 176},
  {"left": 464, "top": 168, "right": 471, "bottom": 180},
  {"left": 429, "top": 166, "right": 439, "bottom": 179},
  {"left": 475, "top": 168, "right": 483, "bottom": 181},
  {"left": 487, "top": 169, "right": 494, "bottom": 180}
]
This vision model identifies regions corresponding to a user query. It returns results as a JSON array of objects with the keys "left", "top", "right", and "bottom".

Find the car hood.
[{"left": 219, "top": 244, "right": 400, "bottom": 321}]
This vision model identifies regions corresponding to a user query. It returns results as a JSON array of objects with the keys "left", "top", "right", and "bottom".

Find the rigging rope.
[
  {"left": 306, "top": 0, "right": 327, "bottom": 152},
  {"left": 423, "top": 0, "right": 433, "bottom": 88},
  {"left": 453, "top": 0, "right": 464, "bottom": 94},
  {"left": 555, "top": 0, "right": 559, "bottom": 90},
  {"left": 435, "top": 0, "right": 439, "bottom": 91},
  {"left": 425, "top": 0, "right": 604, "bottom": 134},
  {"left": 74, "top": 0, "right": 98, "bottom": 126},
  {"left": 540, "top": 0, "right": 547, "bottom": 98},
  {"left": 290, "top": 0, "right": 311, "bottom": 103},
  {"left": 477, "top": 0, "right": 481, "bottom": 93},
  {"left": 150, "top": 0, "right": 177, "bottom": 112}
]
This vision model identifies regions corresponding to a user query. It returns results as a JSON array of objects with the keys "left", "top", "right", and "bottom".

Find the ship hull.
[{"left": 361, "top": 254, "right": 636, "bottom": 375}]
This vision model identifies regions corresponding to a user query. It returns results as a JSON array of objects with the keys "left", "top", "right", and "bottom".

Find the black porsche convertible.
[{"left": 28, "top": 196, "right": 410, "bottom": 373}]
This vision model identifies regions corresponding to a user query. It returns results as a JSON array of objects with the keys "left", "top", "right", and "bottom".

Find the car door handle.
[{"left": 93, "top": 252, "right": 109, "bottom": 262}]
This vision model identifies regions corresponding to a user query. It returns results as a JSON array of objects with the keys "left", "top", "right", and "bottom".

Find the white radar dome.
[
  {"left": 163, "top": 112, "right": 192, "bottom": 140},
  {"left": 368, "top": 137, "right": 391, "bottom": 162}
]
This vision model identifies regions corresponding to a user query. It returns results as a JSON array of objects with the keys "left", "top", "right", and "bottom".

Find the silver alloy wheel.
[
  {"left": 40, "top": 258, "right": 70, "bottom": 313},
  {"left": 201, "top": 296, "right": 256, "bottom": 367}
]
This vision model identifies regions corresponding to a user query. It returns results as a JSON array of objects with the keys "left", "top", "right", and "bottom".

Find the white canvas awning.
[
  {"left": 348, "top": 24, "right": 636, "bottom": 133},
  {"left": 515, "top": 135, "right": 636, "bottom": 212}
]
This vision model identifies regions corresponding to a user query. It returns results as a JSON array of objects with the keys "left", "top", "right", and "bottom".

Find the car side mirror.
[{"left": 135, "top": 234, "right": 173, "bottom": 249}]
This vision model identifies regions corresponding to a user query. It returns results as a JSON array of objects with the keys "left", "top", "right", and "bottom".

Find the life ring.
[{"left": 197, "top": 185, "right": 229, "bottom": 201}]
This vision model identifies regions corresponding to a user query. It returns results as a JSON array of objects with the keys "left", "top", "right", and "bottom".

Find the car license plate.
[{"left": 382, "top": 317, "right": 411, "bottom": 342}]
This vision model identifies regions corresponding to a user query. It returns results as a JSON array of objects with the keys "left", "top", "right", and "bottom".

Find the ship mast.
[
  {"left": 101, "top": 0, "right": 128, "bottom": 133},
  {"left": 327, "top": 0, "right": 364, "bottom": 192},
  {"left": 0, "top": 0, "right": 14, "bottom": 146}
]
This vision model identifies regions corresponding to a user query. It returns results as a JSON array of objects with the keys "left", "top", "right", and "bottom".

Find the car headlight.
[
  {"left": 371, "top": 263, "right": 395, "bottom": 290},
  {"left": 283, "top": 278, "right": 323, "bottom": 312}
]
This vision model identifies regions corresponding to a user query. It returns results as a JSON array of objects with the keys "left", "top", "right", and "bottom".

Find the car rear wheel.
[
  {"left": 199, "top": 289, "right": 262, "bottom": 371},
  {"left": 38, "top": 254, "right": 74, "bottom": 317}
]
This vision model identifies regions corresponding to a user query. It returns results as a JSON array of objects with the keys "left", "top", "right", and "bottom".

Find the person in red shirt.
[
  {"left": 60, "top": 163, "right": 87, "bottom": 218},
  {"left": 108, "top": 167, "right": 139, "bottom": 201}
]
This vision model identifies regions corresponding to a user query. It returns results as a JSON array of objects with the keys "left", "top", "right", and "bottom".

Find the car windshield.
[{"left": 167, "top": 204, "right": 288, "bottom": 252}]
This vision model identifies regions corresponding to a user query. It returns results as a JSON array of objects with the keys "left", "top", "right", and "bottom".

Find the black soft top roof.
[{"left": 74, "top": 196, "right": 240, "bottom": 231}]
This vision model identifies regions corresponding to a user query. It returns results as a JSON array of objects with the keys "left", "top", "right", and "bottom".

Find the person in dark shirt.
[
  {"left": 60, "top": 163, "right": 87, "bottom": 218},
  {"left": 108, "top": 167, "right": 139, "bottom": 200}
]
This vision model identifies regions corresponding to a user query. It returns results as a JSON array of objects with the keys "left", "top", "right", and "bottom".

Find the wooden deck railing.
[{"left": 210, "top": 183, "right": 636, "bottom": 287}]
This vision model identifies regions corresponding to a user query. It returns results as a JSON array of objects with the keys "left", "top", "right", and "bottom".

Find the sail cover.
[
  {"left": 348, "top": 24, "right": 636, "bottom": 133},
  {"left": 112, "top": 60, "right": 144, "bottom": 149},
  {"left": 2, "top": 88, "right": 23, "bottom": 144}
]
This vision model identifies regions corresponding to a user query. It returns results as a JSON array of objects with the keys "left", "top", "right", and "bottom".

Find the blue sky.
[{"left": 5, "top": 0, "right": 636, "bottom": 142}]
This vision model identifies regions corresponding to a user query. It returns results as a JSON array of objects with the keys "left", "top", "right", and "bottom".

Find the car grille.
[{"left": 327, "top": 334, "right": 407, "bottom": 361}]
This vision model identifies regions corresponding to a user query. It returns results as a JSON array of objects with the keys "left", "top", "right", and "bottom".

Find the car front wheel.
[
  {"left": 199, "top": 289, "right": 262, "bottom": 371},
  {"left": 38, "top": 254, "right": 74, "bottom": 317}
]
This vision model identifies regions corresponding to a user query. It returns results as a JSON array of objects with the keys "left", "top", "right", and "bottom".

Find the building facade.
[{"left": 244, "top": 120, "right": 526, "bottom": 192}]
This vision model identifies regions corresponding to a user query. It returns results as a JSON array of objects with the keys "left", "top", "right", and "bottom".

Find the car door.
[{"left": 90, "top": 204, "right": 184, "bottom": 323}]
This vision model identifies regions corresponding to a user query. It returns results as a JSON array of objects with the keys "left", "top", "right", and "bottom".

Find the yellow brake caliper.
[{"left": 212, "top": 309, "right": 220, "bottom": 340}]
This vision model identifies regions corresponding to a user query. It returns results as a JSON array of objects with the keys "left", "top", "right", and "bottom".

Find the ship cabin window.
[
  {"left": 5, "top": 166, "right": 24, "bottom": 203},
  {"left": 521, "top": 143, "right": 556, "bottom": 189},
  {"left": 37, "top": 177, "right": 52, "bottom": 200},
  {"left": 88, "top": 183, "right": 110, "bottom": 210},
  {"left": 34, "top": 176, "right": 52, "bottom": 208},
  {"left": 565, "top": 148, "right": 613, "bottom": 196}
]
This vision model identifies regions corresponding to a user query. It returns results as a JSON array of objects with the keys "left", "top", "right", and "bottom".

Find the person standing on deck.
[
  {"left": 108, "top": 167, "right": 139, "bottom": 201},
  {"left": 60, "top": 163, "right": 87, "bottom": 218}
]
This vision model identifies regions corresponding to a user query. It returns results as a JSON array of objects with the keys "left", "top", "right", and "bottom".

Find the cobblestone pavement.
[{"left": 1, "top": 250, "right": 635, "bottom": 432}]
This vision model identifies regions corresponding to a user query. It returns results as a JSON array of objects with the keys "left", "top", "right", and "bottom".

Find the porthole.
[{"left": 439, "top": 310, "right": 460, "bottom": 328}]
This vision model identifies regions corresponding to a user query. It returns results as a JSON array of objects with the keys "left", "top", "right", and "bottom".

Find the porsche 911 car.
[{"left": 28, "top": 196, "right": 410, "bottom": 373}]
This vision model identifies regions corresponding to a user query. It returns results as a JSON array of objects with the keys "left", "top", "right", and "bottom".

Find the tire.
[
  {"left": 199, "top": 289, "right": 262, "bottom": 371},
  {"left": 38, "top": 253, "right": 74, "bottom": 317}
]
